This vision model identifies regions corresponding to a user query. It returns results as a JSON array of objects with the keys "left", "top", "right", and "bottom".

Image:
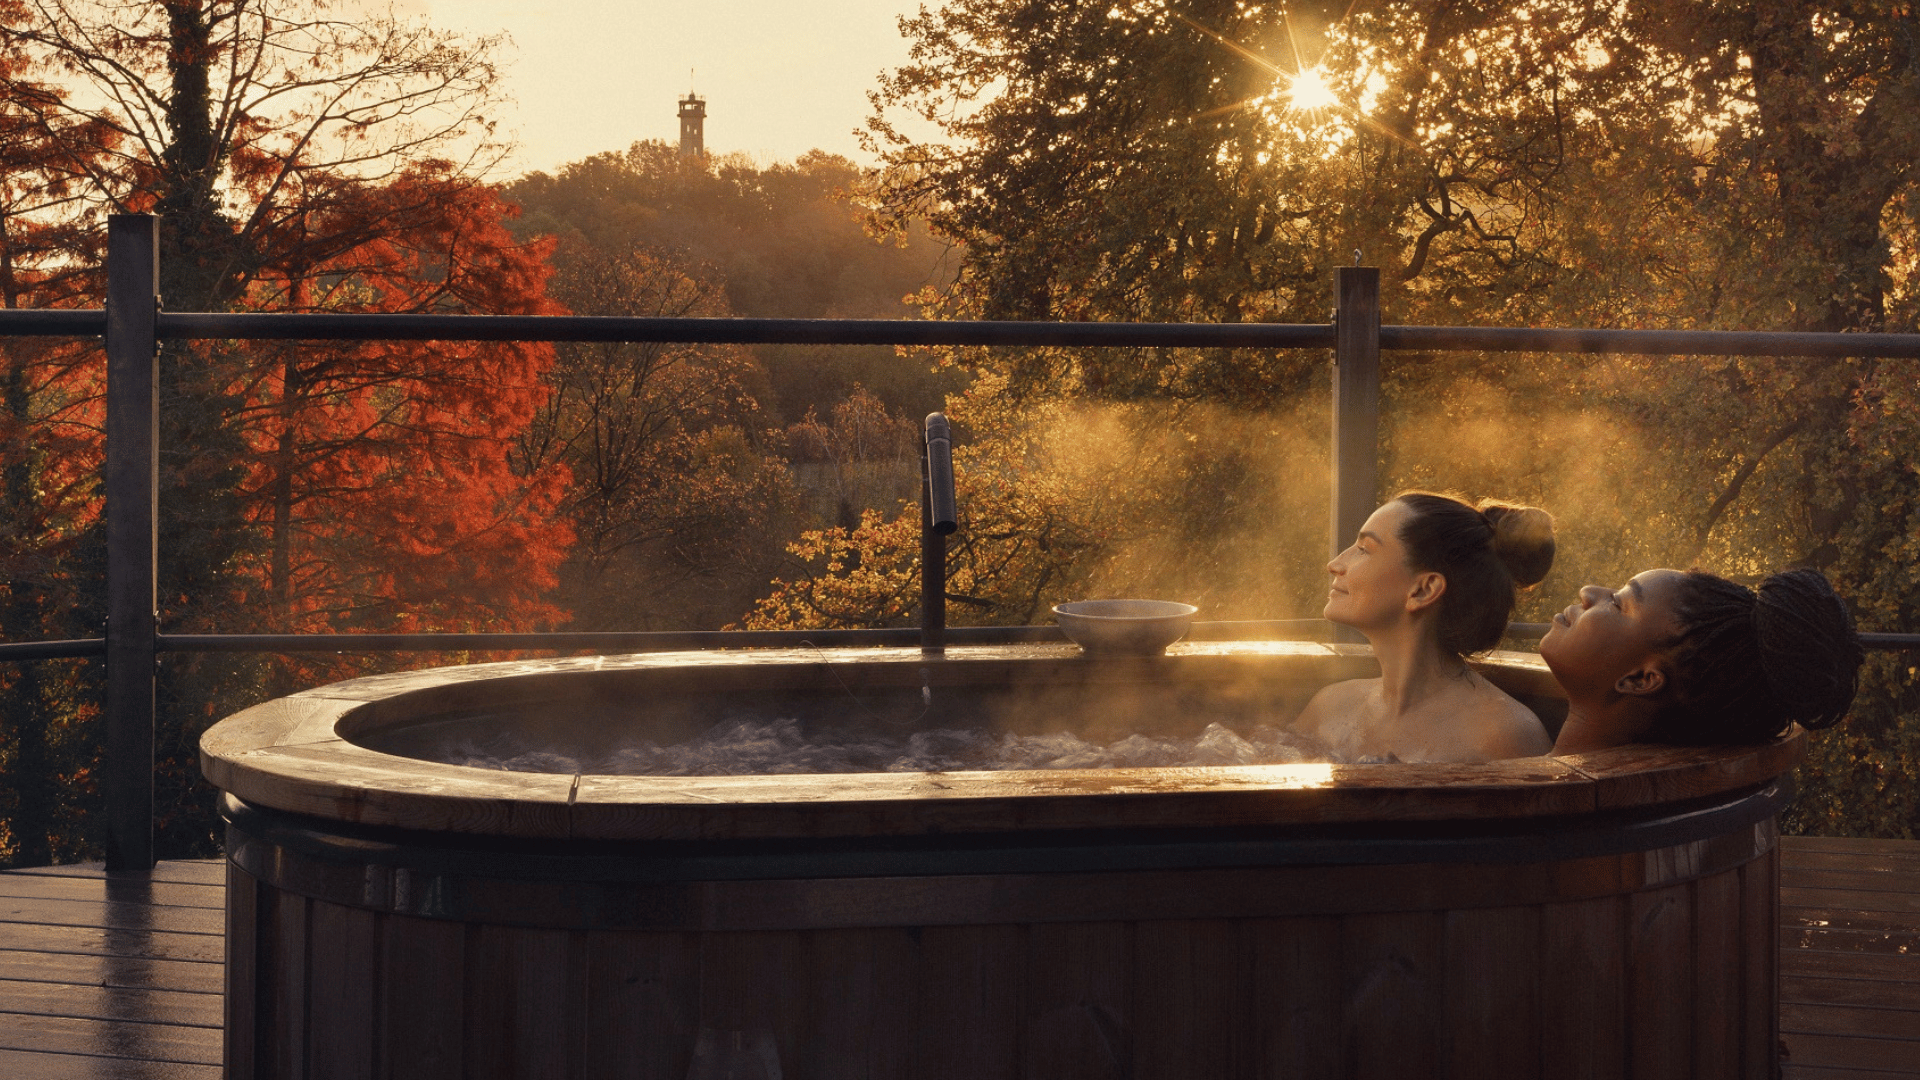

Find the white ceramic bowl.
[{"left": 1052, "top": 599, "right": 1199, "bottom": 655}]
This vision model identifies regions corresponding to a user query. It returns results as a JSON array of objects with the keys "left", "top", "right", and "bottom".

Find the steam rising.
[{"left": 443, "top": 716, "right": 1320, "bottom": 776}]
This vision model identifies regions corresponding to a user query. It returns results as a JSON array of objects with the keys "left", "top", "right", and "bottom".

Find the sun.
[{"left": 1285, "top": 66, "right": 1340, "bottom": 112}]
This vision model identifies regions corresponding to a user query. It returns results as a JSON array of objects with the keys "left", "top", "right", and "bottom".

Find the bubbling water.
[{"left": 443, "top": 717, "right": 1322, "bottom": 776}]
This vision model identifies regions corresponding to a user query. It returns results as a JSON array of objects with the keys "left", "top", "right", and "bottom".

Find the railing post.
[
  {"left": 1331, "top": 266, "right": 1380, "bottom": 640},
  {"left": 104, "top": 214, "right": 159, "bottom": 871}
]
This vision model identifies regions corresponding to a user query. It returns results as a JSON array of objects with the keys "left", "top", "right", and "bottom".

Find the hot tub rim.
[{"left": 198, "top": 644, "right": 1805, "bottom": 843}]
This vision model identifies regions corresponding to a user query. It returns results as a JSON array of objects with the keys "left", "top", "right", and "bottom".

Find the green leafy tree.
[{"left": 836, "top": 0, "right": 1920, "bottom": 835}]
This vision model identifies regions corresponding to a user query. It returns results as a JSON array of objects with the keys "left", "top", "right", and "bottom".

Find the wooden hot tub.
[{"left": 199, "top": 642, "right": 1801, "bottom": 1079}]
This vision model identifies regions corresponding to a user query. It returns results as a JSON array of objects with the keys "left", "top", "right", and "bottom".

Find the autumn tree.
[
  {"left": 512, "top": 240, "right": 795, "bottom": 631},
  {"left": 507, "top": 143, "right": 962, "bottom": 426},
  {"left": 0, "top": 0, "right": 571, "bottom": 860},
  {"left": 0, "top": 0, "right": 117, "bottom": 864}
]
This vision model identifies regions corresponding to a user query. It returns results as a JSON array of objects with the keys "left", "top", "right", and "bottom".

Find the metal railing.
[{"left": 5, "top": 214, "right": 1920, "bottom": 868}]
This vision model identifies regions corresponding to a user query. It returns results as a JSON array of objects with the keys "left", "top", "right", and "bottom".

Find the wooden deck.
[{"left": 0, "top": 837, "right": 1912, "bottom": 1078}]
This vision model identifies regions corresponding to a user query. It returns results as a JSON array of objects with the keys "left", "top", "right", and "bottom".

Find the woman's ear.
[
  {"left": 1405, "top": 571, "right": 1447, "bottom": 614},
  {"left": 1614, "top": 664, "right": 1666, "bottom": 698}
]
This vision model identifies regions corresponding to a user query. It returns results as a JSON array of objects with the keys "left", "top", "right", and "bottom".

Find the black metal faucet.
[{"left": 921, "top": 412, "right": 957, "bottom": 654}]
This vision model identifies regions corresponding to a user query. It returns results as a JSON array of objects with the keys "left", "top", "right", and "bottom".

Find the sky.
[{"left": 412, "top": 1, "right": 932, "bottom": 179}]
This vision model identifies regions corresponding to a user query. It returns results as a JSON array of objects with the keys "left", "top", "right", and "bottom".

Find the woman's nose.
[{"left": 1578, "top": 585, "right": 1609, "bottom": 608}]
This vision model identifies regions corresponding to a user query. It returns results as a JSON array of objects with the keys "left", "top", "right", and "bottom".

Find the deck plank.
[
  {"left": 0, "top": 1047, "right": 220, "bottom": 1079},
  {"left": 0, "top": 949, "right": 222, "bottom": 995},
  {"left": 0, "top": 1011, "right": 224, "bottom": 1066},
  {"left": 8, "top": 862, "right": 225, "bottom": 887},
  {"left": 0, "top": 920, "right": 223, "bottom": 965},
  {"left": 0, "top": 895, "right": 226, "bottom": 936},
  {"left": 0, "top": 874, "right": 225, "bottom": 910},
  {"left": 0, "top": 977, "right": 222, "bottom": 1027}
]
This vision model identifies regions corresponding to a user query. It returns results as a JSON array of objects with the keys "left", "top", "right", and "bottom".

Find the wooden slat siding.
[
  {"left": 308, "top": 899, "right": 379, "bottom": 1080},
  {"left": 1248, "top": 915, "right": 1341, "bottom": 1079},
  {"left": 1131, "top": 919, "right": 1243, "bottom": 1080},
  {"left": 803, "top": 926, "right": 918, "bottom": 1080},
  {"left": 225, "top": 861, "right": 258, "bottom": 1080},
  {"left": 1541, "top": 896, "right": 1627, "bottom": 1080},
  {"left": 0, "top": 1046, "right": 219, "bottom": 1079},
  {"left": 462, "top": 925, "right": 580, "bottom": 1080},
  {"left": 911, "top": 924, "right": 1022, "bottom": 1080},
  {"left": 583, "top": 930, "right": 699, "bottom": 1080},
  {"left": 1444, "top": 906, "right": 1542, "bottom": 1079},
  {"left": 1022, "top": 921, "right": 1132, "bottom": 1080},
  {"left": 1629, "top": 882, "right": 1695, "bottom": 1080},
  {"left": 1745, "top": 850, "right": 1781, "bottom": 1080},
  {"left": 261, "top": 883, "right": 309, "bottom": 1080},
  {"left": 1694, "top": 869, "right": 1744, "bottom": 1078},
  {"left": 379, "top": 912, "right": 466, "bottom": 1080},
  {"left": 696, "top": 930, "right": 809, "bottom": 1078},
  {"left": 1343, "top": 911, "right": 1444, "bottom": 1080}
]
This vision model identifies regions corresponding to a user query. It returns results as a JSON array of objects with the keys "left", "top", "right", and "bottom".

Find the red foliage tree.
[{"left": 230, "top": 175, "right": 572, "bottom": 647}]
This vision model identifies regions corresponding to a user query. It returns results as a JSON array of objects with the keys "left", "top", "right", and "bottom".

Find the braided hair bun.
[
  {"left": 1752, "top": 568, "right": 1862, "bottom": 731},
  {"left": 1655, "top": 568, "right": 1863, "bottom": 743}
]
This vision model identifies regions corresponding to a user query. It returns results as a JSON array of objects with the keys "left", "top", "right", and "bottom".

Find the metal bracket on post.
[
  {"left": 104, "top": 214, "right": 159, "bottom": 872},
  {"left": 1331, "top": 266, "right": 1380, "bottom": 643}
]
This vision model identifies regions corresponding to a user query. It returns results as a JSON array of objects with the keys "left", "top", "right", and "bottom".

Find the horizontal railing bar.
[
  {"left": 132, "top": 624, "right": 1920, "bottom": 654},
  {"left": 0, "top": 638, "right": 107, "bottom": 660},
  {"left": 0, "top": 309, "right": 107, "bottom": 336},
  {"left": 157, "top": 313, "right": 1339, "bottom": 348},
  {"left": 8, "top": 309, "right": 1920, "bottom": 358},
  {"left": 1386, "top": 326, "right": 1920, "bottom": 358},
  {"left": 155, "top": 620, "right": 1331, "bottom": 654},
  {"left": 7, "top": 623, "right": 1913, "bottom": 659}
]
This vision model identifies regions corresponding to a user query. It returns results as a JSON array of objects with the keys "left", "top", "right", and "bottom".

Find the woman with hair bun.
[
  {"left": 1292, "top": 491, "right": 1558, "bottom": 762},
  {"left": 1542, "top": 567, "right": 1862, "bottom": 752}
]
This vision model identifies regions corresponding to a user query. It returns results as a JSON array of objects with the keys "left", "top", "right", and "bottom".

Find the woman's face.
[
  {"left": 1324, "top": 500, "right": 1424, "bottom": 629},
  {"left": 1538, "top": 569, "right": 1688, "bottom": 698}
]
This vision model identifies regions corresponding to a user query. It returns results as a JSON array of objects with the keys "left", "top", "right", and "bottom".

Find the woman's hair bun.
[
  {"left": 1753, "top": 568, "right": 1863, "bottom": 730},
  {"left": 1480, "top": 502, "right": 1556, "bottom": 587}
]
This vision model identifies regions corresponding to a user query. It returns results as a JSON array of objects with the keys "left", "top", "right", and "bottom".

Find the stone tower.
[{"left": 678, "top": 93, "right": 706, "bottom": 157}]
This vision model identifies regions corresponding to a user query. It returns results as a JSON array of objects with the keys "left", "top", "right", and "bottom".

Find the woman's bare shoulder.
[
  {"left": 1294, "top": 677, "right": 1375, "bottom": 735},
  {"left": 1475, "top": 688, "right": 1554, "bottom": 758}
]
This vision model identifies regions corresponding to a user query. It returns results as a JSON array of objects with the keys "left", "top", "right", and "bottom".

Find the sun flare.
[{"left": 1285, "top": 66, "right": 1340, "bottom": 112}]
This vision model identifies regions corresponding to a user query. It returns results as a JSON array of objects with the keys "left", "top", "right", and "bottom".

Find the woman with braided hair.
[
  {"left": 1292, "top": 491, "right": 1558, "bottom": 762},
  {"left": 1541, "top": 567, "right": 1863, "bottom": 753}
]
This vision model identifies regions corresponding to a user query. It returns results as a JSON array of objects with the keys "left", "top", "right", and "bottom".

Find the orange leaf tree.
[{"left": 0, "top": 0, "right": 572, "bottom": 859}]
